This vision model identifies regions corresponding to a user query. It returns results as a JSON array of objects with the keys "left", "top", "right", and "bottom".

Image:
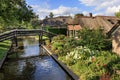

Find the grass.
[{"left": 0, "top": 40, "right": 11, "bottom": 60}]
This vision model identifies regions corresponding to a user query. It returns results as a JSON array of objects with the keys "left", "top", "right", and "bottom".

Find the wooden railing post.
[
  {"left": 49, "top": 35, "right": 52, "bottom": 42},
  {"left": 14, "top": 36, "right": 18, "bottom": 47},
  {"left": 12, "top": 36, "right": 18, "bottom": 48},
  {"left": 39, "top": 32, "right": 43, "bottom": 45}
]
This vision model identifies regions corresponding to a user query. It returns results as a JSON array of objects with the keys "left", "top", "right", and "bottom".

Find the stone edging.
[{"left": 41, "top": 45, "right": 79, "bottom": 80}]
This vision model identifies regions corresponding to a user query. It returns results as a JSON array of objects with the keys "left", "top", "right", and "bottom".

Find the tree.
[
  {"left": 115, "top": 10, "right": 120, "bottom": 19},
  {"left": 0, "top": 0, "right": 36, "bottom": 31},
  {"left": 45, "top": 16, "right": 48, "bottom": 19},
  {"left": 74, "top": 13, "right": 84, "bottom": 18},
  {"left": 49, "top": 12, "right": 54, "bottom": 18}
]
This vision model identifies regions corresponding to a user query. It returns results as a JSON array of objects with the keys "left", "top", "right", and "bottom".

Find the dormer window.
[
  {"left": 108, "top": 19, "right": 114, "bottom": 24},
  {"left": 63, "top": 19, "right": 66, "bottom": 22}
]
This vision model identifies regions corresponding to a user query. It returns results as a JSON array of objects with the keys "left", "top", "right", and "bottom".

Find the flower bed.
[{"left": 45, "top": 29, "right": 120, "bottom": 80}]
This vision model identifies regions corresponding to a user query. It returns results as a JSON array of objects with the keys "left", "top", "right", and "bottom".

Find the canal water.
[{"left": 0, "top": 37, "right": 72, "bottom": 80}]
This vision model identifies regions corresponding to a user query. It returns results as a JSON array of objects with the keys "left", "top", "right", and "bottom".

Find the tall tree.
[
  {"left": 49, "top": 12, "right": 54, "bottom": 18},
  {"left": 45, "top": 16, "right": 48, "bottom": 19},
  {"left": 115, "top": 10, "right": 120, "bottom": 19},
  {"left": 0, "top": 0, "right": 36, "bottom": 31},
  {"left": 74, "top": 13, "right": 84, "bottom": 18}
]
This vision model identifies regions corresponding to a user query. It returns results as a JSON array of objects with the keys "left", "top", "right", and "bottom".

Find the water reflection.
[
  {"left": 0, "top": 37, "right": 71, "bottom": 80},
  {"left": 21, "top": 39, "right": 40, "bottom": 57}
]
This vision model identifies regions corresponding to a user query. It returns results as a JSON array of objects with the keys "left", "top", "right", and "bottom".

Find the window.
[
  {"left": 63, "top": 19, "right": 66, "bottom": 22},
  {"left": 108, "top": 19, "right": 114, "bottom": 24}
]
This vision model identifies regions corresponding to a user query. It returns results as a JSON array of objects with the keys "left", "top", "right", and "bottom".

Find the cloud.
[
  {"left": 82, "top": 11, "right": 89, "bottom": 16},
  {"left": 106, "top": 5, "right": 120, "bottom": 15},
  {"left": 79, "top": 0, "right": 120, "bottom": 15},
  {"left": 79, "top": 0, "right": 103, "bottom": 6},
  {"left": 31, "top": 5, "right": 80, "bottom": 19},
  {"left": 52, "top": 5, "right": 80, "bottom": 15}
]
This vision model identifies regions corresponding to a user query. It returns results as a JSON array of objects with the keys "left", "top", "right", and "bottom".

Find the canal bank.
[
  {"left": 42, "top": 45, "right": 79, "bottom": 80},
  {"left": 0, "top": 37, "right": 75, "bottom": 80}
]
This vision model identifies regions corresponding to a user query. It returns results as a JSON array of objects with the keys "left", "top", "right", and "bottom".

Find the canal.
[{"left": 0, "top": 37, "right": 72, "bottom": 80}]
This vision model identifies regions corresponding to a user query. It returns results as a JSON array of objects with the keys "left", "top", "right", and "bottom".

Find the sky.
[{"left": 26, "top": 0, "right": 120, "bottom": 19}]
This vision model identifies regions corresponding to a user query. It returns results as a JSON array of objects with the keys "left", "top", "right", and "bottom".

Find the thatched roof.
[
  {"left": 68, "top": 16, "right": 120, "bottom": 33},
  {"left": 41, "top": 15, "right": 120, "bottom": 33},
  {"left": 42, "top": 16, "right": 72, "bottom": 28}
]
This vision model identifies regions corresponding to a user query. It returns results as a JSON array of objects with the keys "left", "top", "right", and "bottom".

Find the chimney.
[{"left": 89, "top": 13, "right": 92, "bottom": 17}]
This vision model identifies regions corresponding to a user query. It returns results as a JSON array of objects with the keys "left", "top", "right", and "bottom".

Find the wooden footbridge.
[
  {"left": 0, "top": 29, "right": 56, "bottom": 46},
  {"left": 0, "top": 29, "right": 57, "bottom": 69}
]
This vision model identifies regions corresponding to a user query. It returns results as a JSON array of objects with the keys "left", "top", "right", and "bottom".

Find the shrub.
[
  {"left": 51, "top": 35, "right": 68, "bottom": 55},
  {"left": 77, "top": 28, "right": 111, "bottom": 50},
  {"left": 57, "top": 46, "right": 63, "bottom": 51},
  {"left": 48, "top": 28, "right": 67, "bottom": 35},
  {"left": 45, "top": 40, "right": 50, "bottom": 46},
  {"left": 52, "top": 35, "right": 65, "bottom": 41},
  {"left": 51, "top": 45, "right": 56, "bottom": 50}
]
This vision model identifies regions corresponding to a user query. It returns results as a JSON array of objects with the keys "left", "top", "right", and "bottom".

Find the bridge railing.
[
  {"left": 0, "top": 29, "right": 57, "bottom": 42},
  {"left": 42, "top": 30, "right": 57, "bottom": 36},
  {"left": 17, "top": 29, "right": 38, "bottom": 36},
  {"left": 0, "top": 30, "right": 16, "bottom": 42}
]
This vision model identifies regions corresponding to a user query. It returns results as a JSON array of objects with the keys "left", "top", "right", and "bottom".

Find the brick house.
[
  {"left": 67, "top": 13, "right": 119, "bottom": 37},
  {"left": 67, "top": 24, "right": 81, "bottom": 37},
  {"left": 67, "top": 14, "right": 120, "bottom": 54},
  {"left": 67, "top": 19, "right": 82, "bottom": 37}
]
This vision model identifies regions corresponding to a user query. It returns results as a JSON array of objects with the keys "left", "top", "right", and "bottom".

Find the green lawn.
[{"left": 0, "top": 40, "right": 11, "bottom": 60}]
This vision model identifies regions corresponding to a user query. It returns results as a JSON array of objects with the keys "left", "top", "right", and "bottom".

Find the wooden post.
[
  {"left": 14, "top": 36, "right": 18, "bottom": 47},
  {"left": 12, "top": 36, "right": 18, "bottom": 48},
  {"left": 67, "top": 30, "right": 69, "bottom": 37},
  {"left": 73, "top": 30, "right": 75, "bottom": 37},
  {"left": 49, "top": 35, "right": 52, "bottom": 42},
  {"left": 11, "top": 36, "right": 18, "bottom": 52},
  {"left": 39, "top": 35, "right": 41, "bottom": 46},
  {"left": 14, "top": 30, "right": 18, "bottom": 47},
  {"left": 39, "top": 32, "right": 43, "bottom": 45}
]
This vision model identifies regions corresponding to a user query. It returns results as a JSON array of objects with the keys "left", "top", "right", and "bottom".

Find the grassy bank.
[{"left": 0, "top": 40, "right": 11, "bottom": 60}]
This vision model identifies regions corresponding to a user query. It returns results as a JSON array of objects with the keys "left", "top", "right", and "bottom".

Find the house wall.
[
  {"left": 67, "top": 25, "right": 81, "bottom": 37},
  {"left": 112, "top": 28, "right": 120, "bottom": 55}
]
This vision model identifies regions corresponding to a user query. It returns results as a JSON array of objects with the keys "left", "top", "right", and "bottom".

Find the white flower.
[
  {"left": 74, "top": 53, "right": 78, "bottom": 59},
  {"left": 66, "top": 55, "right": 69, "bottom": 60}
]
